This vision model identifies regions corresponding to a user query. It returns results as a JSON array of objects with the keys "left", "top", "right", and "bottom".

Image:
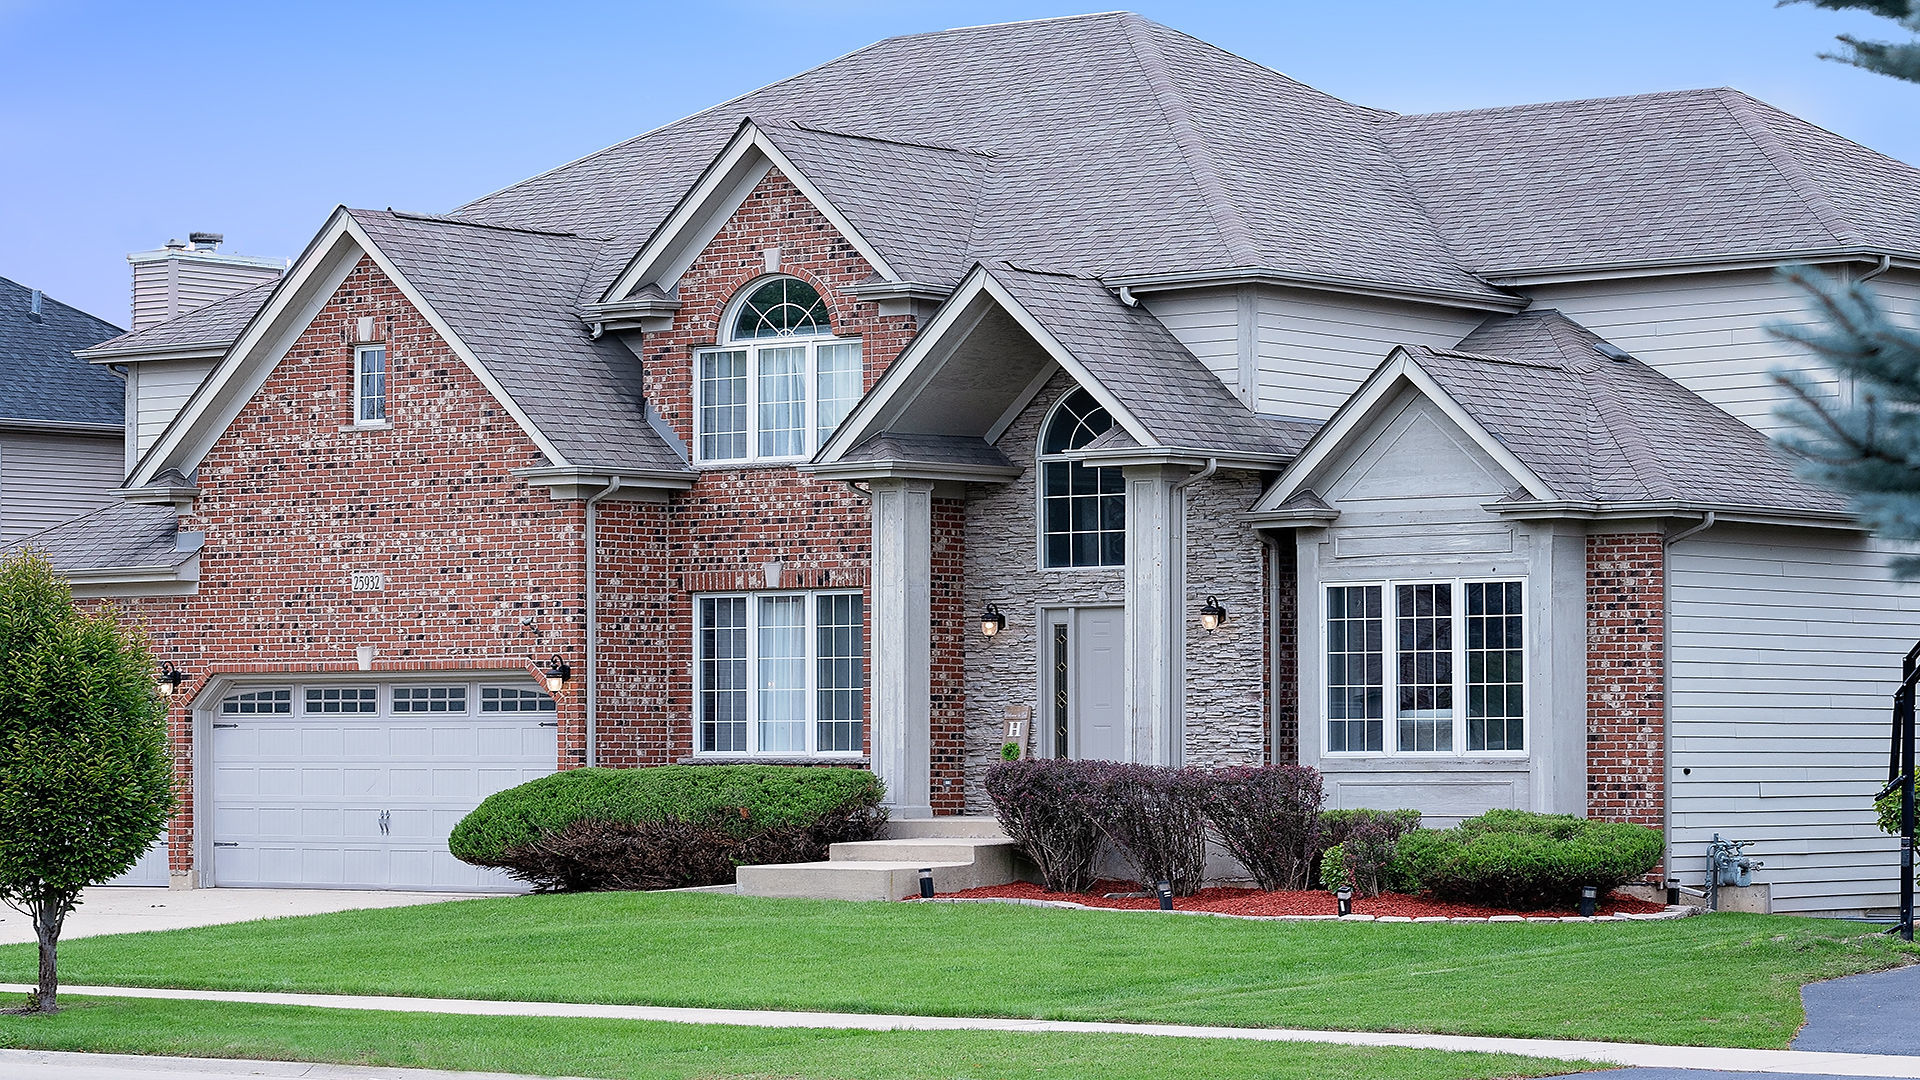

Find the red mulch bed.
[{"left": 929, "top": 879, "right": 1667, "bottom": 919}]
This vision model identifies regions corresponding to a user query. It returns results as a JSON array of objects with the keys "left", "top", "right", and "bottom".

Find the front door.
[{"left": 1043, "top": 606, "right": 1126, "bottom": 761}]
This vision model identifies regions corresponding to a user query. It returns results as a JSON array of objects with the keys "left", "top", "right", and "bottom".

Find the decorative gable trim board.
[
  {"left": 1255, "top": 349, "right": 1556, "bottom": 514},
  {"left": 601, "top": 120, "right": 902, "bottom": 305},
  {"left": 129, "top": 211, "right": 573, "bottom": 487},
  {"left": 815, "top": 265, "right": 1159, "bottom": 466}
]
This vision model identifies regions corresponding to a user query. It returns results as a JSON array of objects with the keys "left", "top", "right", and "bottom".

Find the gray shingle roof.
[
  {"left": 346, "top": 210, "right": 689, "bottom": 476},
  {"left": 989, "top": 265, "right": 1286, "bottom": 459},
  {"left": 6, "top": 501, "right": 190, "bottom": 572},
  {"left": 1410, "top": 310, "right": 1847, "bottom": 516},
  {"left": 78, "top": 280, "right": 275, "bottom": 358},
  {"left": 1384, "top": 88, "right": 1920, "bottom": 277},
  {"left": 0, "top": 277, "right": 124, "bottom": 427},
  {"left": 843, "top": 432, "right": 1014, "bottom": 469}
]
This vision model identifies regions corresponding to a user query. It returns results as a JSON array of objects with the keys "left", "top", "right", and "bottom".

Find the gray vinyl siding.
[
  {"left": 1527, "top": 270, "right": 1852, "bottom": 436},
  {"left": 132, "top": 357, "right": 217, "bottom": 458},
  {"left": 131, "top": 255, "right": 283, "bottom": 331},
  {"left": 1668, "top": 526, "right": 1914, "bottom": 915},
  {"left": 0, "top": 430, "right": 124, "bottom": 543}
]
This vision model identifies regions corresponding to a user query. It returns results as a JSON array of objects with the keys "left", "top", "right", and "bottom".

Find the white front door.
[
  {"left": 1043, "top": 606, "right": 1127, "bottom": 761},
  {"left": 208, "top": 679, "right": 558, "bottom": 891}
]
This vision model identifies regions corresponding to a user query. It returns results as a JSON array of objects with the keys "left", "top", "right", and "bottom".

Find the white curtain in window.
[
  {"left": 757, "top": 595, "right": 807, "bottom": 752},
  {"left": 757, "top": 346, "right": 806, "bottom": 458}
]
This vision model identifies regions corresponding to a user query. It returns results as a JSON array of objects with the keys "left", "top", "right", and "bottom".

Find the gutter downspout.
[
  {"left": 1862, "top": 254, "right": 1894, "bottom": 283},
  {"left": 584, "top": 476, "right": 622, "bottom": 767},
  {"left": 1660, "top": 511, "right": 1714, "bottom": 895}
]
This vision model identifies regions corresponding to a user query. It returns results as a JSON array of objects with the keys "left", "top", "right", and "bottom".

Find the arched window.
[
  {"left": 1039, "top": 388, "right": 1125, "bottom": 568},
  {"left": 694, "top": 276, "right": 861, "bottom": 462}
]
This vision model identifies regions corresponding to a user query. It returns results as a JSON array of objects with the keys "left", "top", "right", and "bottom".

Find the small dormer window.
[
  {"left": 354, "top": 345, "right": 388, "bottom": 425},
  {"left": 694, "top": 276, "right": 860, "bottom": 463}
]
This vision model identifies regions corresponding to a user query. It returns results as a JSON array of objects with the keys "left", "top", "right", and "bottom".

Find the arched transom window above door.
[
  {"left": 694, "top": 276, "right": 861, "bottom": 463},
  {"left": 1039, "top": 387, "right": 1125, "bottom": 568}
]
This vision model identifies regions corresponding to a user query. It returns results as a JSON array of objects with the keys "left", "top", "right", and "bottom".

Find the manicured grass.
[
  {"left": 0, "top": 996, "right": 1589, "bottom": 1080},
  {"left": 0, "top": 892, "right": 1911, "bottom": 1048}
]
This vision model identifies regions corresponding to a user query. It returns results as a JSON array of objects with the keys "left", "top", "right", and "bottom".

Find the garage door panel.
[{"left": 211, "top": 679, "right": 557, "bottom": 892}]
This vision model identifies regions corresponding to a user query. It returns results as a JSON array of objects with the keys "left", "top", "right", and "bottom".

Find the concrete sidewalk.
[
  {"left": 7, "top": 983, "right": 1920, "bottom": 1079},
  {"left": 0, "top": 889, "right": 486, "bottom": 946},
  {"left": 0, "top": 1048, "right": 592, "bottom": 1080}
]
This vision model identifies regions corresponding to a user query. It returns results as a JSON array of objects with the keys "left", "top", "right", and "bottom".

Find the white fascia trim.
[
  {"left": 1488, "top": 499, "right": 1862, "bottom": 531},
  {"left": 0, "top": 418, "right": 123, "bottom": 436},
  {"left": 1068, "top": 445, "right": 1285, "bottom": 470},
  {"left": 600, "top": 121, "right": 900, "bottom": 303},
  {"left": 815, "top": 268, "right": 1160, "bottom": 464},
  {"left": 1104, "top": 266, "right": 1525, "bottom": 314},
  {"left": 127, "top": 249, "right": 289, "bottom": 270},
  {"left": 510, "top": 465, "right": 694, "bottom": 494},
  {"left": 1480, "top": 248, "right": 1919, "bottom": 287},
  {"left": 131, "top": 212, "right": 573, "bottom": 487},
  {"left": 1253, "top": 350, "right": 1556, "bottom": 513},
  {"left": 807, "top": 458, "right": 1024, "bottom": 485},
  {"left": 81, "top": 344, "right": 229, "bottom": 365}
]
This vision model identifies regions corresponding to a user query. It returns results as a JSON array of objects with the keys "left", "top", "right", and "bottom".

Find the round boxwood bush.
[
  {"left": 450, "top": 765, "right": 886, "bottom": 892},
  {"left": 1394, "top": 809, "right": 1663, "bottom": 910}
]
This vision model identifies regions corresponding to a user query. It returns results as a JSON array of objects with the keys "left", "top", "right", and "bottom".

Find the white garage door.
[{"left": 209, "top": 680, "right": 558, "bottom": 891}]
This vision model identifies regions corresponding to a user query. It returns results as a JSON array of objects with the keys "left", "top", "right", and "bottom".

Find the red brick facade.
[{"left": 1585, "top": 532, "right": 1667, "bottom": 847}]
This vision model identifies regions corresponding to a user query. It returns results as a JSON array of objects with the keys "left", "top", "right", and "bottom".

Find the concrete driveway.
[{"left": 0, "top": 887, "right": 486, "bottom": 945}]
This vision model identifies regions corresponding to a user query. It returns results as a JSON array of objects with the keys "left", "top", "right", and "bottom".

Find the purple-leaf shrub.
[
  {"left": 1199, "top": 765, "right": 1324, "bottom": 891},
  {"left": 1094, "top": 763, "right": 1212, "bottom": 897},
  {"left": 984, "top": 759, "right": 1105, "bottom": 893}
]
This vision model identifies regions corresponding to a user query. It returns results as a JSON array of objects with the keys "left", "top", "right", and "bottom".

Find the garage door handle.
[
  {"left": 538, "top": 721, "right": 558, "bottom": 727},
  {"left": 213, "top": 842, "right": 238, "bottom": 848}
]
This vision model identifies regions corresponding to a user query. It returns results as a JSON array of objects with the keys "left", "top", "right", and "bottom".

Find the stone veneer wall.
[
  {"left": 1181, "top": 468, "right": 1271, "bottom": 767},
  {"left": 962, "top": 370, "right": 1124, "bottom": 810}
]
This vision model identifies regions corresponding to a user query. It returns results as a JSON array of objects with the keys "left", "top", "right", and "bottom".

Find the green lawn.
[
  {"left": 0, "top": 892, "right": 1911, "bottom": 1050},
  {"left": 0, "top": 996, "right": 1590, "bottom": 1080}
]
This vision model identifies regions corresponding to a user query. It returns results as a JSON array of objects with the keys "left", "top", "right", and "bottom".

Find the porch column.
[
  {"left": 1123, "top": 464, "right": 1187, "bottom": 766},
  {"left": 869, "top": 478, "right": 935, "bottom": 818}
]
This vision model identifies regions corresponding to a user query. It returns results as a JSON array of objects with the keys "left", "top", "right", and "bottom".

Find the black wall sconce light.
[
  {"left": 1199, "top": 595, "right": 1227, "bottom": 632},
  {"left": 979, "top": 603, "right": 1006, "bottom": 639},
  {"left": 542, "top": 655, "right": 572, "bottom": 694},
  {"left": 156, "top": 661, "right": 188, "bottom": 697}
]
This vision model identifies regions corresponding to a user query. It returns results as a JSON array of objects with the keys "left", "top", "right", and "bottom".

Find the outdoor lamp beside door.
[
  {"left": 979, "top": 603, "right": 1006, "bottom": 639},
  {"left": 1198, "top": 595, "right": 1227, "bottom": 632},
  {"left": 542, "top": 655, "right": 572, "bottom": 694},
  {"left": 156, "top": 661, "right": 188, "bottom": 697}
]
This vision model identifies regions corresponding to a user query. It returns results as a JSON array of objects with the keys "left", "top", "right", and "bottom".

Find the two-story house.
[{"left": 33, "top": 13, "right": 1920, "bottom": 916}]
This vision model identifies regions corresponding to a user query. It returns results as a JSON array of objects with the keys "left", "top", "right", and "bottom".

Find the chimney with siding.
[{"left": 127, "top": 232, "right": 288, "bottom": 330}]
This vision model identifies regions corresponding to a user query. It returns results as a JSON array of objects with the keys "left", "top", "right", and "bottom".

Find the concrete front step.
[
  {"left": 736, "top": 828, "right": 1024, "bottom": 901},
  {"left": 827, "top": 837, "right": 1019, "bottom": 864},
  {"left": 884, "top": 816, "right": 1007, "bottom": 839}
]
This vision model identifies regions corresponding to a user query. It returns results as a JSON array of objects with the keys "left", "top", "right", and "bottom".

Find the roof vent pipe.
[
  {"left": 28, "top": 289, "right": 42, "bottom": 320},
  {"left": 1593, "top": 343, "right": 1635, "bottom": 363}
]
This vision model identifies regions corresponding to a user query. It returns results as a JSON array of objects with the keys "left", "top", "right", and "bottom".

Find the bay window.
[
  {"left": 697, "top": 591, "right": 865, "bottom": 756},
  {"left": 693, "top": 276, "right": 861, "bottom": 463},
  {"left": 1323, "top": 579, "right": 1525, "bottom": 755}
]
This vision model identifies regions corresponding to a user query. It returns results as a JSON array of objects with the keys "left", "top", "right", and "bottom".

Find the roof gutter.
[
  {"left": 1101, "top": 266, "right": 1526, "bottom": 314},
  {"left": 1486, "top": 498, "right": 1858, "bottom": 531}
]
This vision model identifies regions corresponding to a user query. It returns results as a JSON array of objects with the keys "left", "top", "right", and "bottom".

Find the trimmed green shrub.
[
  {"left": 449, "top": 765, "right": 886, "bottom": 892},
  {"left": 1395, "top": 810, "right": 1664, "bottom": 910},
  {"left": 1316, "top": 812, "right": 1419, "bottom": 897},
  {"left": 985, "top": 759, "right": 1104, "bottom": 893},
  {"left": 1199, "top": 765, "right": 1323, "bottom": 891},
  {"left": 1313, "top": 808, "right": 1420, "bottom": 889}
]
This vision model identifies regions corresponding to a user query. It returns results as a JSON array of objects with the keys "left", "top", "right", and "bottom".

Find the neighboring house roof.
[
  {"left": 346, "top": 210, "right": 688, "bottom": 477},
  {"left": 6, "top": 501, "right": 192, "bottom": 573},
  {"left": 77, "top": 280, "right": 276, "bottom": 359},
  {"left": 0, "top": 277, "right": 124, "bottom": 427},
  {"left": 1384, "top": 88, "right": 1920, "bottom": 279},
  {"left": 1418, "top": 311, "right": 1848, "bottom": 516}
]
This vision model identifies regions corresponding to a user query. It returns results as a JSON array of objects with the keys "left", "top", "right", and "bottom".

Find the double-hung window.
[
  {"left": 353, "top": 345, "right": 388, "bottom": 425},
  {"left": 696, "top": 591, "right": 864, "bottom": 757},
  {"left": 1323, "top": 579, "right": 1525, "bottom": 755},
  {"left": 693, "top": 277, "right": 861, "bottom": 464}
]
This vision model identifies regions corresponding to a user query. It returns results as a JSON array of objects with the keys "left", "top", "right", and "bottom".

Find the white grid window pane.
[
  {"left": 222, "top": 688, "right": 291, "bottom": 715},
  {"left": 815, "top": 342, "right": 862, "bottom": 444},
  {"left": 816, "top": 593, "right": 863, "bottom": 752},
  {"left": 1466, "top": 581, "right": 1525, "bottom": 751},
  {"left": 698, "top": 350, "right": 748, "bottom": 460},
  {"left": 478, "top": 687, "right": 556, "bottom": 713},
  {"left": 1041, "top": 460, "right": 1125, "bottom": 568},
  {"left": 1396, "top": 583, "right": 1455, "bottom": 752},
  {"left": 756, "top": 346, "right": 807, "bottom": 458},
  {"left": 757, "top": 595, "right": 808, "bottom": 753},
  {"left": 305, "top": 687, "right": 378, "bottom": 714},
  {"left": 393, "top": 686, "right": 467, "bottom": 713},
  {"left": 356, "top": 347, "right": 387, "bottom": 423},
  {"left": 1326, "top": 585, "right": 1383, "bottom": 752},
  {"left": 699, "top": 597, "right": 748, "bottom": 752}
]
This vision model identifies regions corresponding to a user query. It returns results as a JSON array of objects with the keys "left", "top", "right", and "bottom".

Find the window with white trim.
[
  {"left": 697, "top": 591, "right": 864, "bottom": 756},
  {"left": 393, "top": 686, "right": 468, "bottom": 713},
  {"left": 221, "top": 688, "right": 292, "bottom": 715},
  {"left": 305, "top": 687, "right": 378, "bottom": 714},
  {"left": 353, "top": 345, "right": 388, "bottom": 424},
  {"left": 1039, "top": 388, "right": 1125, "bottom": 568},
  {"left": 1322, "top": 579, "right": 1525, "bottom": 755},
  {"left": 693, "top": 277, "right": 860, "bottom": 463},
  {"left": 479, "top": 687, "right": 556, "bottom": 713}
]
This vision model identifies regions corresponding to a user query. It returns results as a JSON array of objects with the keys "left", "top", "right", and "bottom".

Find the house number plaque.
[{"left": 350, "top": 571, "right": 386, "bottom": 592}]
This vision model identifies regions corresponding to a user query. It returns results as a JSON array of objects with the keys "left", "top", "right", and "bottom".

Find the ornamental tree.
[{"left": 0, "top": 551, "right": 171, "bottom": 1014}]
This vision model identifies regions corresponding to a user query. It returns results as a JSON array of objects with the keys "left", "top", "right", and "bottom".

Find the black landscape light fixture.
[
  {"left": 1336, "top": 884, "right": 1354, "bottom": 917},
  {"left": 979, "top": 603, "right": 1006, "bottom": 639},
  {"left": 919, "top": 867, "right": 935, "bottom": 899},
  {"left": 156, "top": 661, "right": 188, "bottom": 697},
  {"left": 542, "top": 655, "right": 572, "bottom": 694},
  {"left": 1198, "top": 595, "right": 1227, "bottom": 632},
  {"left": 1157, "top": 880, "right": 1174, "bottom": 911},
  {"left": 1579, "top": 885, "right": 1598, "bottom": 918}
]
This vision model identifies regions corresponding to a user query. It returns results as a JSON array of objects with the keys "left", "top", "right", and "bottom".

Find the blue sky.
[{"left": 3, "top": 0, "right": 1916, "bottom": 323}]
